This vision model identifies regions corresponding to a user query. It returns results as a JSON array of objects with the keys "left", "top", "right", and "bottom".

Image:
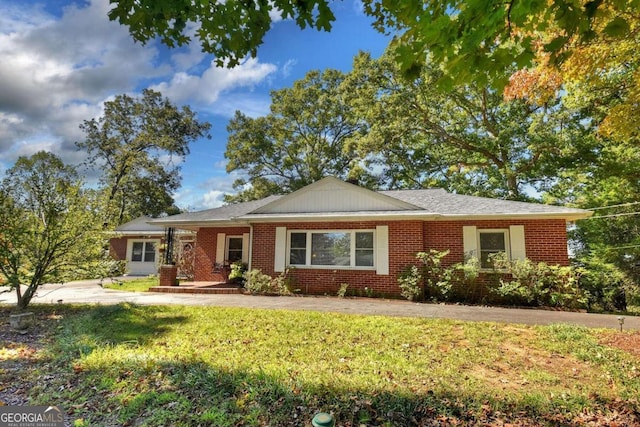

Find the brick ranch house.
[{"left": 148, "top": 177, "right": 592, "bottom": 296}]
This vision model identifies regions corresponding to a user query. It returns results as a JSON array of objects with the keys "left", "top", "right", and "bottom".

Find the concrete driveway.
[{"left": 1, "top": 278, "right": 638, "bottom": 330}]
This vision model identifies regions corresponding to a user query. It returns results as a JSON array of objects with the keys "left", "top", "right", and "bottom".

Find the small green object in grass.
[{"left": 312, "top": 412, "right": 334, "bottom": 427}]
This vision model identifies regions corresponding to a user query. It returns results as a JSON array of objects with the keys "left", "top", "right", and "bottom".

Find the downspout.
[{"left": 248, "top": 223, "right": 254, "bottom": 272}]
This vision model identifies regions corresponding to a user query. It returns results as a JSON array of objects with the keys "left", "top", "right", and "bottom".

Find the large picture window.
[{"left": 288, "top": 230, "right": 375, "bottom": 268}]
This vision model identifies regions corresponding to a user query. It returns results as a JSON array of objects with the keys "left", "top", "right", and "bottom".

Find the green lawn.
[
  {"left": 102, "top": 277, "right": 159, "bottom": 292},
  {"left": 2, "top": 304, "right": 639, "bottom": 426}
]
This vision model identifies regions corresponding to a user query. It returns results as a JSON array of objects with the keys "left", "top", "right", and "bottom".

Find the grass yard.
[
  {"left": 1, "top": 304, "right": 639, "bottom": 426},
  {"left": 103, "top": 277, "right": 159, "bottom": 292}
]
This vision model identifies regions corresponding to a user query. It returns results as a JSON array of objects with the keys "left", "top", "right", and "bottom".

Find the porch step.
[{"left": 149, "top": 285, "right": 244, "bottom": 295}]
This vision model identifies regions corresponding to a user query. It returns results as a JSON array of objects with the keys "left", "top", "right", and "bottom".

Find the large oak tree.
[
  {"left": 344, "top": 51, "right": 595, "bottom": 200},
  {"left": 77, "top": 89, "right": 211, "bottom": 225},
  {"left": 224, "top": 69, "right": 370, "bottom": 202}
]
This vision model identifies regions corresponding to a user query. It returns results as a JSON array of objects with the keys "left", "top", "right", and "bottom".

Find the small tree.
[{"left": 0, "top": 152, "right": 107, "bottom": 310}]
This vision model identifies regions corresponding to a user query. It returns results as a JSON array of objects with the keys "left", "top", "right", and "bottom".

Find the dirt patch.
[{"left": 600, "top": 331, "right": 640, "bottom": 359}]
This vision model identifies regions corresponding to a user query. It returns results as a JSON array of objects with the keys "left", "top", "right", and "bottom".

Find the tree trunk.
[{"left": 16, "top": 284, "right": 36, "bottom": 311}]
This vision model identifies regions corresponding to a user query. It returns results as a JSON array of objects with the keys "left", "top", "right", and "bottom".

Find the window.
[
  {"left": 289, "top": 232, "right": 307, "bottom": 265},
  {"left": 131, "top": 241, "right": 156, "bottom": 263},
  {"left": 355, "top": 232, "right": 374, "bottom": 267},
  {"left": 226, "top": 236, "right": 243, "bottom": 263},
  {"left": 478, "top": 231, "right": 507, "bottom": 268},
  {"left": 288, "top": 230, "right": 375, "bottom": 268}
]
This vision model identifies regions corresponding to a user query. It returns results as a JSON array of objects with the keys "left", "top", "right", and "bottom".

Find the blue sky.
[{"left": 0, "top": 0, "right": 391, "bottom": 210}]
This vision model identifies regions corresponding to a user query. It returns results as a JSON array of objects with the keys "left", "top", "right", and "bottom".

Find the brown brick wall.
[
  {"left": 423, "top": 219, "right": 569, "bottom": 266},
  {"left": 251, "top": 221, "right": 424, "bottom": 297},
  {"left": 159, "top": 265, "right": 178, "bottom": 286},
  {"left": 109, "top": 237, "right": 128, "bottom": 260},
  {"left": 193, "top": 226, "right": 251, "bottom": 281},
  {"left": 196, "top": 218, "right": 570, "bottom": 294}
]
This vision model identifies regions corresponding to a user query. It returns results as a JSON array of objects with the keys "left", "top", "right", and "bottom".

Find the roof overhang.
[
  {"left": 147, "top": 207, "right": 592, "bottom": 228},
  {"left": 108, "top": 230, "right": 165, "bottom": 237},
  {"left": 146, "top": 219, "right": 251, "bottom": 230},
  {"left": 240, "top": 211, "right": 440, "bottom": 222}
]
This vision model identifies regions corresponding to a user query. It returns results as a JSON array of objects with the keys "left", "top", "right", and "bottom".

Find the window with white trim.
[
  {"left": 226, "top": 236, "right": 243, "bottom": 263},
  {"left": 478, "top": 230, "right": 509, "bottom": 268},
  {"left": 131, "top": 241, "right": 156, "bottom": 263},
  {"left": 287, "top": 230, "right": 375, "bottom": 268}
]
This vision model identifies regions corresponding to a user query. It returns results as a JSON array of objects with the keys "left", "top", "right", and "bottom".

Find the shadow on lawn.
[
  {"left": 69, "top": 303, "right": 190, "bottom": 346},
  {"left": 62, "top": 358, "right": 640, "bottom": 427},
  {"left": 11, "top": 304, "right": 639, "bottom": 426}
]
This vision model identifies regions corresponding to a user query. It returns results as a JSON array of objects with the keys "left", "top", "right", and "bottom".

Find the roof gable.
[{"left": 251, "top": 177, "right": 419, "bottom": 214}]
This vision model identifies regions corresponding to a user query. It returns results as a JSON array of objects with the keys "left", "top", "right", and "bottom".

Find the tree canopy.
[
  {"left": 344, "top": 51, "right": 595, "bottom": 200},
  {"left": 224, "top": 69, "right": 370, "bottom": 202},
  {"left": 108, "top": 0, "right": 640, "bottom": 140},
  {"left": 77, "top": 89, "right": 211, "bottom": 225},
  {"left": 108, "top": 0, "right": 335, "bottom": 68}
]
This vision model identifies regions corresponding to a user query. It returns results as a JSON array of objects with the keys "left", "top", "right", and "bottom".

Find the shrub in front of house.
[
  {"left": 228, "top": 261, "right": 247, "bottom": 285},
  {"left": 243, "top": 268, "right": 295, "bottom": 295},
  {"left": 489, "top": 253, "right": 587, "bottom": 309},
  {"left": 573, "top": 255, "right": 639, "bottom": 312},
  {"left": 398, "top": 251, "right": 587, "bottom": 309},
  {"left": 398, "top": 250, "right": 483, "bottom": 303}
]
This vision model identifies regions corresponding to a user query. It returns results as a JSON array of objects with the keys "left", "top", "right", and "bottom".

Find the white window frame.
[
  {"left": 477, "top": 229, "right": 510, "bottom": 269},
  {"left": 225, "top": 235, "right": 244, "bottom": 264},
  {"left": 286, "top": 229, "right": 376, "bottom": 270},
  {"left": 129, "top": 240, "right": 159, "bottom": 263}
]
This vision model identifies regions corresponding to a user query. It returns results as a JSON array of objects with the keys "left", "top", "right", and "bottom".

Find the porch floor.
[{"left": 149, "top": 282, "right": 244, "bottom": 295}]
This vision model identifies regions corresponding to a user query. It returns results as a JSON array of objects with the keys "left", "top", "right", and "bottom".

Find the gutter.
[{"left": 147, "top": 210, "right": 592, "bottom": 228}]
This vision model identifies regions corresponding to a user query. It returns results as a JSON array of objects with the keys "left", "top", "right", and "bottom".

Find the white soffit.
[{"left": 251, "top": 177, "right": 420, "bottom": 214}]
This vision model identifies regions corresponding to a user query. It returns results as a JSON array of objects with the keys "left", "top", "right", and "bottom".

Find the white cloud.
[
  {"left": 282, "top": 59, "right": 297, "bottom": 78},
  {"left": 201, "top": 190, "right": 226, "bottom": 209},
  {"left": 173, "top": 170, "right": 250, "bottom": 210},
  {"left": 0, "top": 0, "right": 159, "bottom": 164},
  {"left": 0, "top": 0, "right": 279, "bottom": 176},
  {"left": 151, "top": 57, "right": 277, "bottom": 107},
  {"left": 209, "top": 94, "right": 273, "bottom": 118}
]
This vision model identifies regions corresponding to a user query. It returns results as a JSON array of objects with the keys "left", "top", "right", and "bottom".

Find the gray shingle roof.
[
  {"left": 149, "top": 179, "right": 590, "bottom": 227},
  {"left": 149, "top": 195, "right": 283, "bottom": 225},
  {"left": 380, "top": 189, "right": 587, "bottom": 216},
  {"left": 115, "top": 216, "right": 164, "bottom": 233}
]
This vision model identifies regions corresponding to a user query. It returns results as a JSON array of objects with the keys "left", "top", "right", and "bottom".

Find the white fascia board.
[
  {"left": 146, "top": 219, "right": 250, "bottom": 230},
  {"left": 239, "top": 212, "right": 441, "bottom": 222},
  {"left": 147, "top": 211, "right": 592, "bottom": 227},
  {"left": 238, "top": 211, "right": 591, "bottom": 223}
]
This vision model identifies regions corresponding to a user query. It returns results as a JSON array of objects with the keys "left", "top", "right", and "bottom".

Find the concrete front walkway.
[{"left": 1, "top": 278, "right": 638, "bottom": 330}]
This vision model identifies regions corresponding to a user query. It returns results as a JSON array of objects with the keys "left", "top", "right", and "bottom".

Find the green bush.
[
  {"left": 228, "top": 261, "right": 247, "bottom": 284},
  {"left": 398, "top": 250, "right": 587, "bottom": 309},
  {"left": 491, "top": 253, "right": 587, "bottom": 309},
  {"left": 398, "top": 250, "right": 474, "bottom": 302},
  {"left": 576, "top": 255, "right": 639, "bottom": 312},
  {"left": 417, "top": 250, "right": 454, "bottom": 301},
  {"left": 243, "top": 268, "right": 294, "bottom": 295},
  {"left": 398, "top": 264, "right": 422, "bottom": 301}
]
